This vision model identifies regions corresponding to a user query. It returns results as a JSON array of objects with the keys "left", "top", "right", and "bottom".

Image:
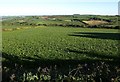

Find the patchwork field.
[{"left": 83, "top": 20, "right": 108, "bottom": 25}]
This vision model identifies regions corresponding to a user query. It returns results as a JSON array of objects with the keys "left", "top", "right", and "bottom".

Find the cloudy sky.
[{"left": 0, "top": 0, "right": 119, "bottom": 16}]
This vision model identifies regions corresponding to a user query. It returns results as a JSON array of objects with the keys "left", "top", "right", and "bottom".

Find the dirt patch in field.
[
  {"left": 2, "top": 28, "right": 13, "bottom": 31},
  {"left": 2, "top": 26, "right": 44, "bottom": 32},
  {"left": 2, "top": 27, "right": 29, "bottom": 32},
  {"left": 83, "top": 20, "right": 108, "bottom": 25}
]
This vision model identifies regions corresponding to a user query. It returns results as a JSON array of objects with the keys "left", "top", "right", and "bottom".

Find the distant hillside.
[{"left": 2, "top": 15, "right": 119, "bottom": 29}]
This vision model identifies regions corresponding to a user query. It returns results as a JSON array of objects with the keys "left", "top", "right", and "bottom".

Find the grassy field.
[
  {"left": 2, "top": 26, "right": 119, "bottom": 64},
  {"left": 2, "top": 15, "right": 120, "bottom": 81},
  {"left": 3, "top": 27, "right": 120, "bottom": 59}
]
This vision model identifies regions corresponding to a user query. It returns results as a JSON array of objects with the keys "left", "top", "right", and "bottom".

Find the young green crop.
[{"left": 2, "top": 26, "right": 119, "bottom": 61}]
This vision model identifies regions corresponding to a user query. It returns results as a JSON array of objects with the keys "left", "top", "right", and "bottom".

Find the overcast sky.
[{"left": 0, "top": 0, "right": 119, "bottom": 16}]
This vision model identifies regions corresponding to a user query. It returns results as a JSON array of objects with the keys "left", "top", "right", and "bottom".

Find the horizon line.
[{"left": 1, "top": 14, "right": 118, "bottom": 17}]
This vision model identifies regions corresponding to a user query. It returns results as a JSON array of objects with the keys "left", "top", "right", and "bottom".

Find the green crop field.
[
  {"left": 2, "top": 26, "right": 119, "bottom": 61},
  {"left": 2, "top": 15, "right": 120, "bottom": 82}
]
